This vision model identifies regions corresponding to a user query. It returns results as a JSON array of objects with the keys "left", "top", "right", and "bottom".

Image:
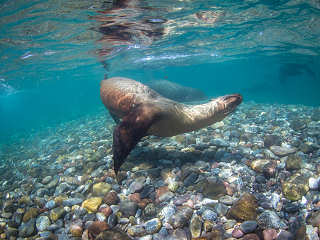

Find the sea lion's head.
[{"left": 211, "top": 94, "right": 242, "bottom": 120}]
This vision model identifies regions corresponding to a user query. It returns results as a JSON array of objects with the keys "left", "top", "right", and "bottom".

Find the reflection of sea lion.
[
  {"left": 279, "top": 63, "right": 316, "bottom": 84},
  {"left": 100, "top": 77, "right": 242, "bottom": 174},
  {"left": 146, "top": 79, "right": 207, "bottom": 102}
]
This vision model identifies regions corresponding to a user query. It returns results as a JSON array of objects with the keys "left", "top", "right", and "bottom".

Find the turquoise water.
[{"left": 0, "top": 0, "right": 319, "bottom": 141}]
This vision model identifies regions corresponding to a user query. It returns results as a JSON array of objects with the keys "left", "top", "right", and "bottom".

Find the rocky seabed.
[{"left": 0, "top": 102, "right": 320, "bottom": 240}]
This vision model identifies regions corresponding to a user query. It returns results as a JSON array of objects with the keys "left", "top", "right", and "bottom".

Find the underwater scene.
[{"left": 0, "top": 0, "right": 320, "bottom": 239}]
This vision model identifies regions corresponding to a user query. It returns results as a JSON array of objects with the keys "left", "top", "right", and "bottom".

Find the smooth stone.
[
  {"left": 140, "top": 185, "right": 155, "bottom": 199},
  {"left": 92, "top": 182, "right": 111, "bottom": 196},
  {"left": 309, "top": 177, "right": 320, "bottom": 190},
  {"left": 47, "top": 177, "right": 59, "bottom": 188},
  {"left": 87, "top": 221, "right": 109, "bottom": 238},
  {"left": 107, "top": 214, "right": 118, "bottom": 228},
  {"left": 168, "top": 206, "right": 193, "bottom": 228},
  {"left": 243, "top": 233, "right": 260, "bottom": 240},
  {"left": 158, "top": 205, "right": 176, "bottom": 222},
  {"left": 144, "top": 218, "right": 162, "bottom": 234},
  {"left": 143, "top": 203, "right": 157, "bottom": 219},
  {"left": 81, "top": 197, "right": 103, "bottom": 213},
  {"left": 232, "top": 228, "right": 244, "bottom": 238},
  {"left": 219, "top": 195, "right": 235, "bottom": 205},
  {"left": 119, "top": 200, "right": 138, "bottom": 217},
  {"left": 227, "top": 193, "right": 258, "bottom": 221},
  {"left": 264, "top": 135, "right": 281, "bottom": 148},
  {"left": 96, "top": 212, "right": 106, "bottom": 222},
  {"left": 306, "top": 225, "right": 319, "bottom": 240},
  {"left": 36, "top": 216, "right": 51, "bottom": 232},
  {"left": 42, "top": 176, "right": 53, "bottom": 184},
  {"left": 203, "top": 220, "right": 214, "bottom": 232},
  {"left": 62, "top": 197, "right": 83, "bottom": 206},
  {"left": 127, "top": 225, "right": 146, "bottom": 237},
  {"left": 103, "top": 191, "right": 120, "bottom": 205},
  {"left": 257, "top": 210, "right": 286, "bottom": 229},
  {"left": 263, "top": 228, "right": 277, "bottom": 240},
  {"left": 270, "top": 145, "right": 296, "bottom": 157},
  {"left": 23, "top": 208, "right": 39, "bottom": 222},
  {"left": 45, "top": 200, "right": 56, "bottom": 209},
  {"left": 308, "top": 210, "right": 320, "bottom": 227},
  {"left": 240, "top": 220, "right": 258, "bottom": 233},
  {"left": 190, "top": 214, "right": 202, "bottom": 238},
  {"left": 276, "top": 230, "right": 294, "bottom": 240},
  {"left": 183, "top": 172, "right": 199, "bottom": 187},
  {"left": 285, "top": 155, "right": 302, "bottom": 170},
  {"left": 54, "top": 182, "right": 70, "bottom": 195},
  {"left": 202, "top": 209, "right": 217, "bottom": 222},
  {"left": 128, "top": 181, "right": 145, "bottom": 194},
  {"left": 19, "top": 218, "right": 35, "bottom": 237},
  {"left": 50, "top": 207, "right": 66, "bottom": 222},
  {"left": 282, "top": 173, "right": 309, "bottom": 201},
  {"left": 201, "top": 178, "right": 227, "bottom": 200},
  {"left": 95, "top": 229, "right": 130, "bottom": 240},
  {"left": 69, "top": 223, "right": 83, "bottom": 237}
]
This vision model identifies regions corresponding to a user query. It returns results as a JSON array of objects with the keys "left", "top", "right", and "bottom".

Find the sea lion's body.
[{"left": 100, "top": 77, "right": 242, "bottom": 174}]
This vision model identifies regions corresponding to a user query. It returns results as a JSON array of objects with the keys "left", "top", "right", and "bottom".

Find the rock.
[
  {"left": 270, "top": 146, "right": 296, "bottom": 157},
  {"left": 88, "top": 221, "right": 109, "bottom": 238},
  {"left": 159, "top": 205, "right": 176, "bottom": 222},
  {"left": 227, "top": 193, "right": 258, "bottom": 221},
  {"left": 103, "top": 191, "right": 120, "bottom": 205},
  {"left": 306, "top": 225, "right": 319, "bottom": 240},
  {"left": 263, "top": 228, "right": 277, "bottom": 240},
  {"left": 93, "top": 182, "right": 112, "bottom": 196},
  {"left": 250, "top": 159, "right": 276, "bottom": 177},
  {"left": 23, "top": 207, "right": 39, "bottom": 222},
  {"left": 119, "top": 200, "right": 138, "bottom": 217},
  {"left": 62, "top": 197, "right": 83, "bottom": 206},
  {"left": 282, "top": 173, "right": 309, "bottom": 201},
  {"left": 47, "top": 177, "right": 59, "bottom": 189},
  {"left": 143, "top": 203, "right": 157, "bottom": 219},
  {"left": 257, "top": 210, "right": 286, "bottom": 229},
  {"left": 19, "top": 218, "right": 35, "bottom": 237},
  {"left": 127, "top": 225, "right": 146, "bottom": 237},
  {"left": 203, "top": 220, "right": 214, "bottom": 232},
  {"left": 243, "top": 233, "right": 260, "bottom": 240},
  {"left": 240, "top": 220, "right": 258, "bottom": 233},
  {"left": 308, "top": 210, "right": 320, "bottom": 227},
  {"left": 42, "top": 176, "right": 53, "bottom": 184},
  {"left": 82, "top": 197, "right": 103, "bottom": 213},
  {"left": 276, "top": 230, "right": 294, "bottom": 240},
  {"left": 54, "top": 182, "right": 70, "bottom": 195},
  {"left": 300, "top": 143, "right": 314, "bottom": 154},
  {"left": 144, "top": 218, "right": 162, "bottom": 234},
  {"left": 100, "top": 205, "right": 112, "bottom": 217},
  {"left": 96, "top": 212, "right": 107, "bottom": 222},
  {"left": 309, "top": 177, "right": 320, "bottom": 190},
  {"left": 168, "top": 206, "right": 193, "bottom": 228},
  {"left": 45, "top": 200, "right": 56, "bottom": 209},
  {"left": 96, "top": 229, "right": 130, "bottom": 240},
  {"left": 69, "top": 223, "right": 83, "bottom": 237},
  {"left": 183, "top": 172, "right": 199, "bottom": 187},
  {"left": 36, "top": 216, "right": 51, "bottom": 232},
  {"left": 285, "top": 155, "right": 302, "bottom": 170},
  {"left": 128, "top": 178, "right": 145, "bottom": 193},
  {"left": 264, "top": 135, "right": 281, "bottom": 148},
  {"left": 202, "top": 209, "right": 217, "bottom": 222},
  {"left": 219, "top": 195, "right": 235, "bottom": 206},
  {"left": 201, "top": 178, "right": 227, "bottom": 200},
  {"left": 232, "top": 228, "right": 244, "bottom": 238},
  {"left": 170, "top": 229, "right": 188, "bottom": 240},
  {"left": 140, "top": 185, "right": 155, "bottom": 199},
  {"left": 50, "top": 207, "right": 66, "bottom": 222},
  {"left": 290, "top": 119, "right": 306, "bottom": 131},
  {"left": 190, "top": 214, "right": 202, "bottom": 238}
]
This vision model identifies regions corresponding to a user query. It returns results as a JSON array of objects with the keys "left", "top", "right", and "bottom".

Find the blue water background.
[{"left": 0, "top": 0, "right": 319, "bottom": 142}]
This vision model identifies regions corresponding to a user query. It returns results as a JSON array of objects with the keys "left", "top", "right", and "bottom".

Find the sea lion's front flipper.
[{"left": 112, "top": 104, "right": 160, "bottom": 175}]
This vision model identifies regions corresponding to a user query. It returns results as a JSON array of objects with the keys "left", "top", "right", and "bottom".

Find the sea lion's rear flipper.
[{"left": 112, "top": 104, "right": 160, "bottom": 175}]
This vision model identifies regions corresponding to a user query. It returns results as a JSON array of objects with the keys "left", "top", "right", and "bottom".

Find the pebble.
[
  {"left": 50, "top": 207, "right": 66, "bottom": 222},
  {"left": 240, "top": 220, "right": 258, "bottom": 233},
  {"left": 227, "top": 193, "right": 258, "bottom": 221},
  {"left": 270, "top": 145, "right": 296, "bottom": 157},
  {"left": 104, "top": 191, "right": 120, "bottom": 205},
  {"left": 309, "top": 177, "right": 320, "bottom": 190},
  {"left": 263, "top": 228, "right": 277, "bottom": 240},
  {"left": 276, "top": 230, "right": 294, "bottom": 240},
  {"left": 36, "top": 216, "right": 51, "bottom": 232},
  {"left": 144, "top": 218, "right": 162, "bottom": 234},
  {"left": 190, "top": 214, "right": 202, "bottom": 238},
  {"left": 257, "top": 210, "right": 286, "bottom": 229},
  {"left": 119, "top": 200, "right": 138, "bottom": 217},
  {"left": 81, "top": 197, "right": 103, "bottom": 213},
  {"left": 202, "top": 209, "right": 218, "bottom": 222},
  {"left": 18, "top": 218, "right": 35, "bottom": 237},
  {"left": 92, "top": 182, "right": 112, "bottom": 196}
]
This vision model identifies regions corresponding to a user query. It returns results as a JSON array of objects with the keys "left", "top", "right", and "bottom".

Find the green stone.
[
  {"left": 282, "top": 173, "right": 309, "bottom": 201},
  {"left": 50, "top": 207, "right": 66, "bottom": 222},
  {"left": 23, "top": 208, "right": 39, "bottom": 222},
  {"left": 92, "top": 182, "right": 111, "bottom": 196},
  {"left": 285, "top": 155, "right": 302, "bottom": 170},
  {"left": 190, "top": 215, "right": 202, "bottom": 238}
]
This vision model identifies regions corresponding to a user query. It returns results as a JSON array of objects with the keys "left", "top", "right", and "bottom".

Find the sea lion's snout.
[{"left": 221, "top": 94, "right": 242, "bottom": 115}]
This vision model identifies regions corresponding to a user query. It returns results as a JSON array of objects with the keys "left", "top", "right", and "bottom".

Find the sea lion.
[
  {"left": 100, "top": 77, "right": 242, "bottom": 174},
  {"left": 146, "top": 79, "right": 207, "bottom": 102}
]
